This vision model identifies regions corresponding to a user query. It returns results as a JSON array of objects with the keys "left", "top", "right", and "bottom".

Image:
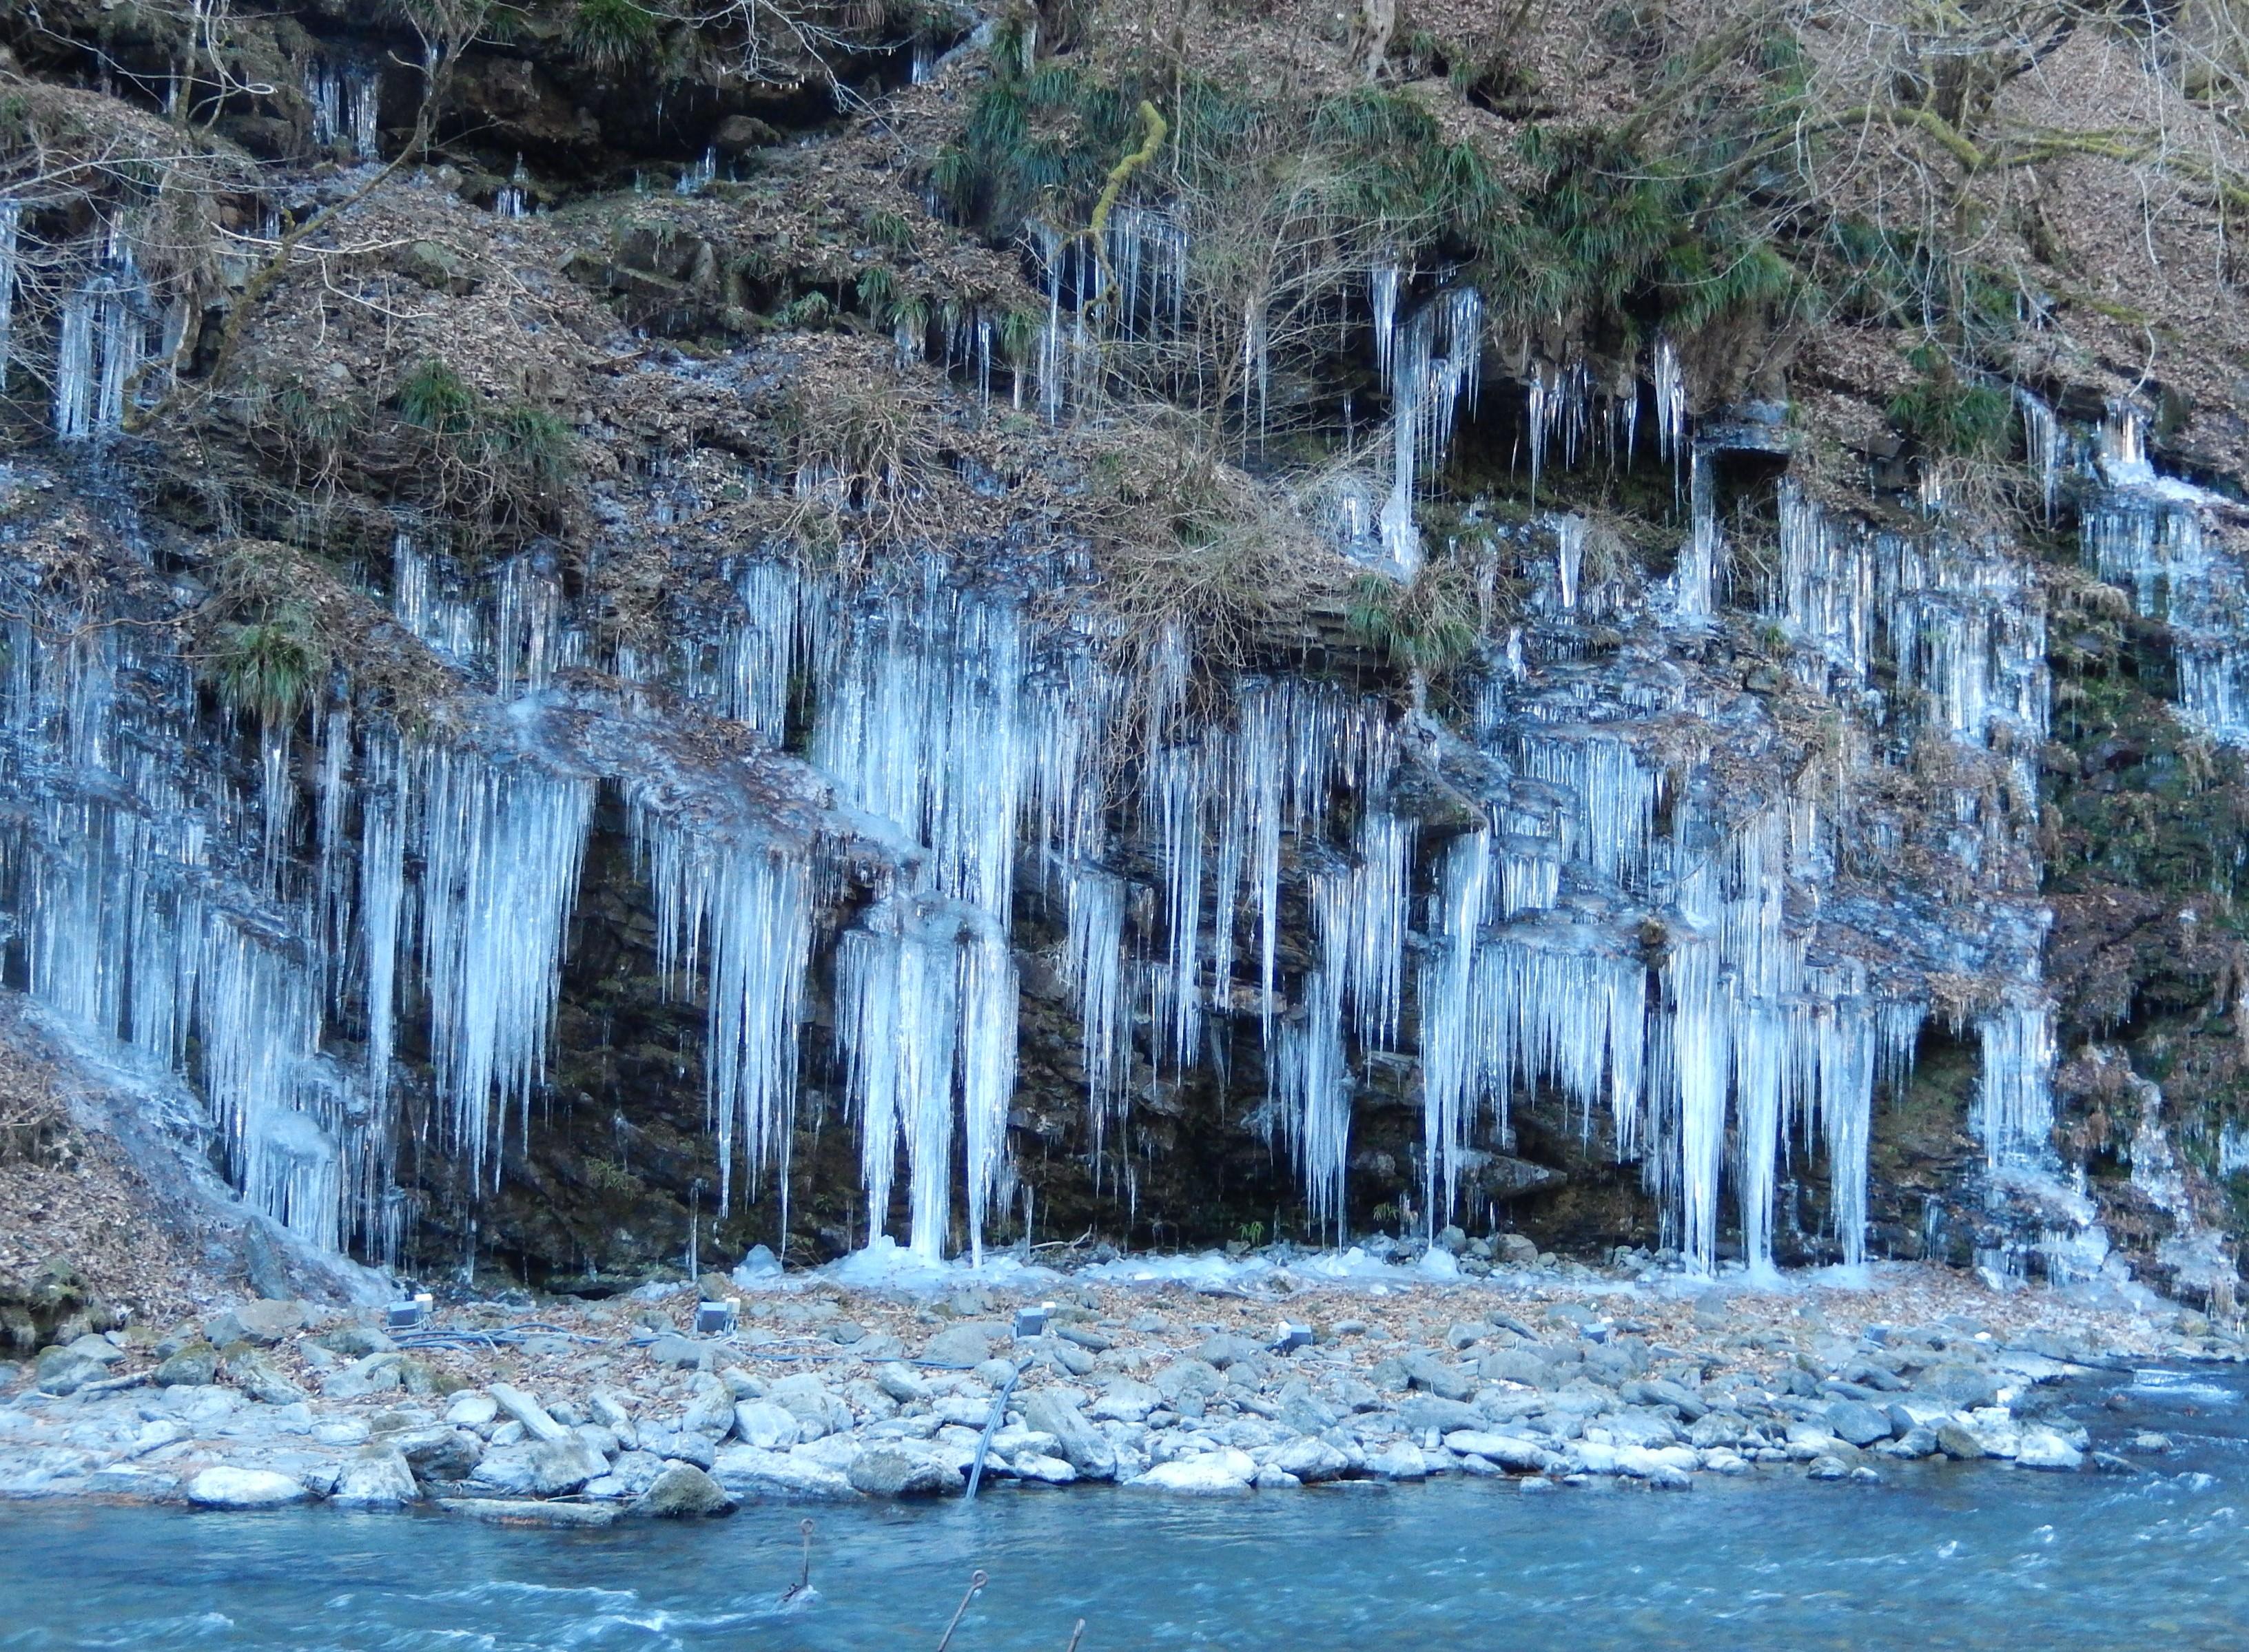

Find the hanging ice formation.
[
  {"left": 52, "top": 225, "right": 152, "bottom": 443},
  {"left": 2079, "top": 404, "right": 2248, "bottom": 743},
  {"left": 0, "top": 199, "right": 19, "bottom": 389},
  {"left": 307, "top": 61, "right": 382, "bottom": 161},
  {"left": 496, "top": 157, "right": 531, "bottom": 220},
  {"left": 1375, "top": 282, "right": 1483, "bottom": 575}
]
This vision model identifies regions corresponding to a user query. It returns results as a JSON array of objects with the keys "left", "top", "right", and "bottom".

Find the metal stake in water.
[{"left": 935, "top": 1570, "right": 987, "bottom": 1651}]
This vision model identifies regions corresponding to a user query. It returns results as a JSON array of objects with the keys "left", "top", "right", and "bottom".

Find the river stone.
[
  {"left": 488, "top": 1382, "right": 571, "bottom": 1443},
  {"left": 1914, "top": 1363, "right": 1999, "bottom": 1410},
  {"left": 708, "top": 1445, "right": 857, "bottom": 1500},
  {"left": 469, "top": 1436, "right": 607, "bottom": 1497},
  {"left": 1636, "top": 1378, "right": 1709, "bottom": 1421},
  {"left": 1478, "top": 1348, "right": 1552, "bottom": 1387},
  {"left": 874, "top": 1363, "right": 929, "bottom": 1403},
  {"left": 32, "top": 1348, "right": 107, "bottom": 1396},
  {"left": 647, "top": 1334, "right": 711, "bottom": 1371},
  {"left": 1088, "top": 1379, "right": 1162, "bottom": 1423},
  {"left": 1444, "top": 1431, "right": 1548, "bottom": 1472},
  {"left": 156, "top": 1344, "right": 220, "bottom": 1387},
  {"left": 1133, "top": 1453, "right": 1254, "bottom": 1494},
  {"left": 203, "top": 1301, "right": 304, "bottom": 1348},
  {"left": 322, "top": 1352, "right": 404, "bottom": 1400},
  {"left": 1270, "top": 1436, "right": 1349, "bottom": 1483},
  {"left": 1826, "top": 1400, "right": 1893, "bottom": 1447},
  {"left": 1195, "top": 1332, "right": 1262, "bottom": 1370},
  {"left": 1152, "top": 1359, "right": 1224, "bottom": 1403},
  {"left": 391, "top": 1425, "right": 484, "bottom": 1480},
  {"left": 1018, "top": 1390, "right": 1118, "bottom": 1480},
  {"left": 923, "top": 1322, "right": 1009, "bottom": 1367},
  {"left": 438, "top": 1498, "right": 619, "bottom": 1529},
  {"left": 848, "top": 1444, "right": 963, "bottom": 1498},
  {"left": 1399, "top": 1351, "right": 1475, "bottom": 1401},
  {"left": 681, "top": 1381, "right": 737, "bottom": 1438},
  {"left": 1365, "top": 1441, "right": 1429, "bottom": 1480},
  {"left": 2015, "top": 1429, "right": 2084, "bottom": 1472},
  {"left": 311, "top": 1325, "right": 396, "bottom": 1359},
  {"left": 1805, "top": 1454, "right": 1850, "bottom": 1481},
  {"left": 1011, "top": 1452, "right": 1078, "bottom": 1485},
  {"left": 588, "top": 1452, "right": 668, "bottom": 1499},
  {"left": 588, "top": 1391, "right": 635, "bottom": 1435},
  {"left": 1935, "top": 1421, "right": 1988, "bottom": 1460},
  {"left": 221, "top": 1346, "right": 305, "bottom": 1405},
  {"left": 185, "top": 1467, "right": 313, "bottom": 1508},
  {"left": 637, "top": 1461, "right": 735, "bottom": 1516},
  {"left": 733, "top": 1399, "right": 799, "bottom": 1449},
  {"left": 333, "top": 1447, "right": 421, "bottom": 1507},
  {"left": 1399, "top": 1396, "right": 1484, "bottom": 1434},
  {"left": 445, "top": 1390, "right": 500, "bottom": 1427}
]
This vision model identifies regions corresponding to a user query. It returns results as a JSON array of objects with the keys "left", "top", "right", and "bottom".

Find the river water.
[{"left": 2, "top": 1367, "right": 2242, "bottom": 1651}]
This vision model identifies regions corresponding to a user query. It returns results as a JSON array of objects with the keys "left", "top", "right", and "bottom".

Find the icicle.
[
  {"left": 676, "top": 147, "right": 719, "bottom": 196},
  {"left": 1675, "top": 445, "right": 1719, "bottom": 622},
  {"left": 632, "top": 796, "right": 812, "bottom": 1210},
  {"left": 1651, "top": 335, "right": 1687, "bottom": 465},
  {"left": 2015, "top": 389, "right": 2063, "bottom": 521},
  {"left": 1554, "top": 514, "right": 1585, "bottom": 614},
  {"left": 1062, "top": 866, "right": 1130, "bottom": 1139},
  {"left": 53, "top": 284, "right": 96, "bottom": 440},
  {"left": 1975, "top": 1002, "right": 2056, "bottom": 1169},
  {"left": 1419, "top": 829, "right": 1490, "bottom": 1228},
  {"left": 1371, "top": 263, "right": 1400, "bottom": 389},
  {"left": 0, "top": 200, "right": 19, "bottom": 389},
  {"left": 415, "top": 743, "right": 595, "bottom": 1188},
  {"left": 497, "top": 156, "right": 531, "bottom": 219}
]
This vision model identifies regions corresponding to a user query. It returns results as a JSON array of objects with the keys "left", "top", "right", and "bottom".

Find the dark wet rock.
[
  {"left": 847, "top": 1444, "right": 962, "bottom": 1498},
  {"left": 635, "top": 1461, "right": 735, "bottom": 1516}
]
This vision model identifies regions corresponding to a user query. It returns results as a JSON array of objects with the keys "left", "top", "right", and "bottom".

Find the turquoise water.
[{"left": 2, "top": 1369, "right": 2242, "bottom": 1651}]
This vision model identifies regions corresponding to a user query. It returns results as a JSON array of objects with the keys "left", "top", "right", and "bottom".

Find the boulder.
[
  {"left": 184, "top": 1467, "right": 313, "bottom": 1509},
  {"left": 322, "top": 1352, "right": 404, "bottom": 1400},
  {"left": 922, "top": 1321, "right": 1010, "bottom": 1367},
  {"left": 32, "top": 1347, "right": 107, "bottom": 1396},
  {"left": 438, "top": 1498, "right": 619, "bottom": 1529},
  {"left": 647, "top": 1334, "right": 710, "bottom": 1371},
  {"left": 1825, "top": 1401, "right": 1893, "bottom": 1448},
  {"left": 1132, "top": 1454, "right": 1254, "bottom": 1494},
  {"left": 733, "top": 1399, "right": 799, "bottom": 1449},
  {"left": 1194, "top": 1333, "right": 1262, "bottom": 1370},
  {"left": 1935, "top": 1421, "right": 1989, "bottom": 1460},
  {"left": 636, "top": 1462, "right": 735, "bottom": 1517},
  {"left": 156, "top": 1344, "right": 221, "bottom": 1387},
  {"left": 1010, "top": 1452, "right": 1078, "bottom": 1485},
  {"left": 1399, "top": 1352, "right": 1474, "bottom": 1402},
  {"left": 1495, "top": 1234, "right": 1541, "bottom": 1266},
  {"left": 1398, "top": 1396, "right": 1484, "bottom": 1434},
  {"left": 488, "top": 1383, "right": 572, "bottom": 1443},
  {"left": 1914, "top": 1363, "right": 1999, "bottom": 1411},
  {"left": 391, "top": 1425, "right": 484, "bottom": 1480},
  {"left": 1270, "top": 1436, "right": 1350, "bottom": 1483},
  {"left": 220, "top": 1346, "right": 305, "bottom": 1405},
  {"left": 203, "top": 1301, "right": 305, "bottom": 1348},
  {"left": 333, "top": 1447, "right": 421, "bottom": 1507},
  {"left": 1477, "top": 1348, "right": 1552, "bottom": 1387},
  {"left": 310, "top": 1325, "right": 396, "bottom": 1359},
  {"left": 2015, "top": 1429, "right": 2084, "bottom": 1472},
  {"left": 1018, "top": 1390, "right": 1118, "bottom": 1480},
  {"left": 1087, "top": 1380, "right": 1162, "bottom": 1423},
  {"left": 467, "top": 1437, "right": 607, "bottom": 1497},
  {"left": 1151, "top": 1359, "right": 1225, "bottom": 1403},
  {"left": 848, "top": 1444, "right": 963, "bottom": 1498},
  {"left": 708, "top": 1445, "right": 858, "bottom": 1500},
  {"left": 874, "top": 1362, "right": 930, "bottom": 1404},
  {"left": 1442, "top": 1431, "right": 1548, "bottom": 1472},
  {"left": 1364, "top": 1441, "right": 1429, "bottom": 1480},
  {"left": 445, "top": 1391, "right": 500, "bottom": 1427}
]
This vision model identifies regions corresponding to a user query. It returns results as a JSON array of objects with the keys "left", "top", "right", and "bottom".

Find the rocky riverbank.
[{"left": 4, "top": 1249, "right": 2241, "bottom": 1521}]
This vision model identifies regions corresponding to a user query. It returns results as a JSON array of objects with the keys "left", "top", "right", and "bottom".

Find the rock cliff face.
[{"left": 0, "top": 1, "right": 2242, "bottom": 1308}]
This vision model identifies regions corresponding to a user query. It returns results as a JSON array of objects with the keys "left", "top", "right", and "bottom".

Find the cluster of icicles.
[
  {"left": 2, "top": 214, "right": 2160, "bottom": 1280},
  {"left": 0, "top": 471, "right": 2066, "bottom": 1277}
]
